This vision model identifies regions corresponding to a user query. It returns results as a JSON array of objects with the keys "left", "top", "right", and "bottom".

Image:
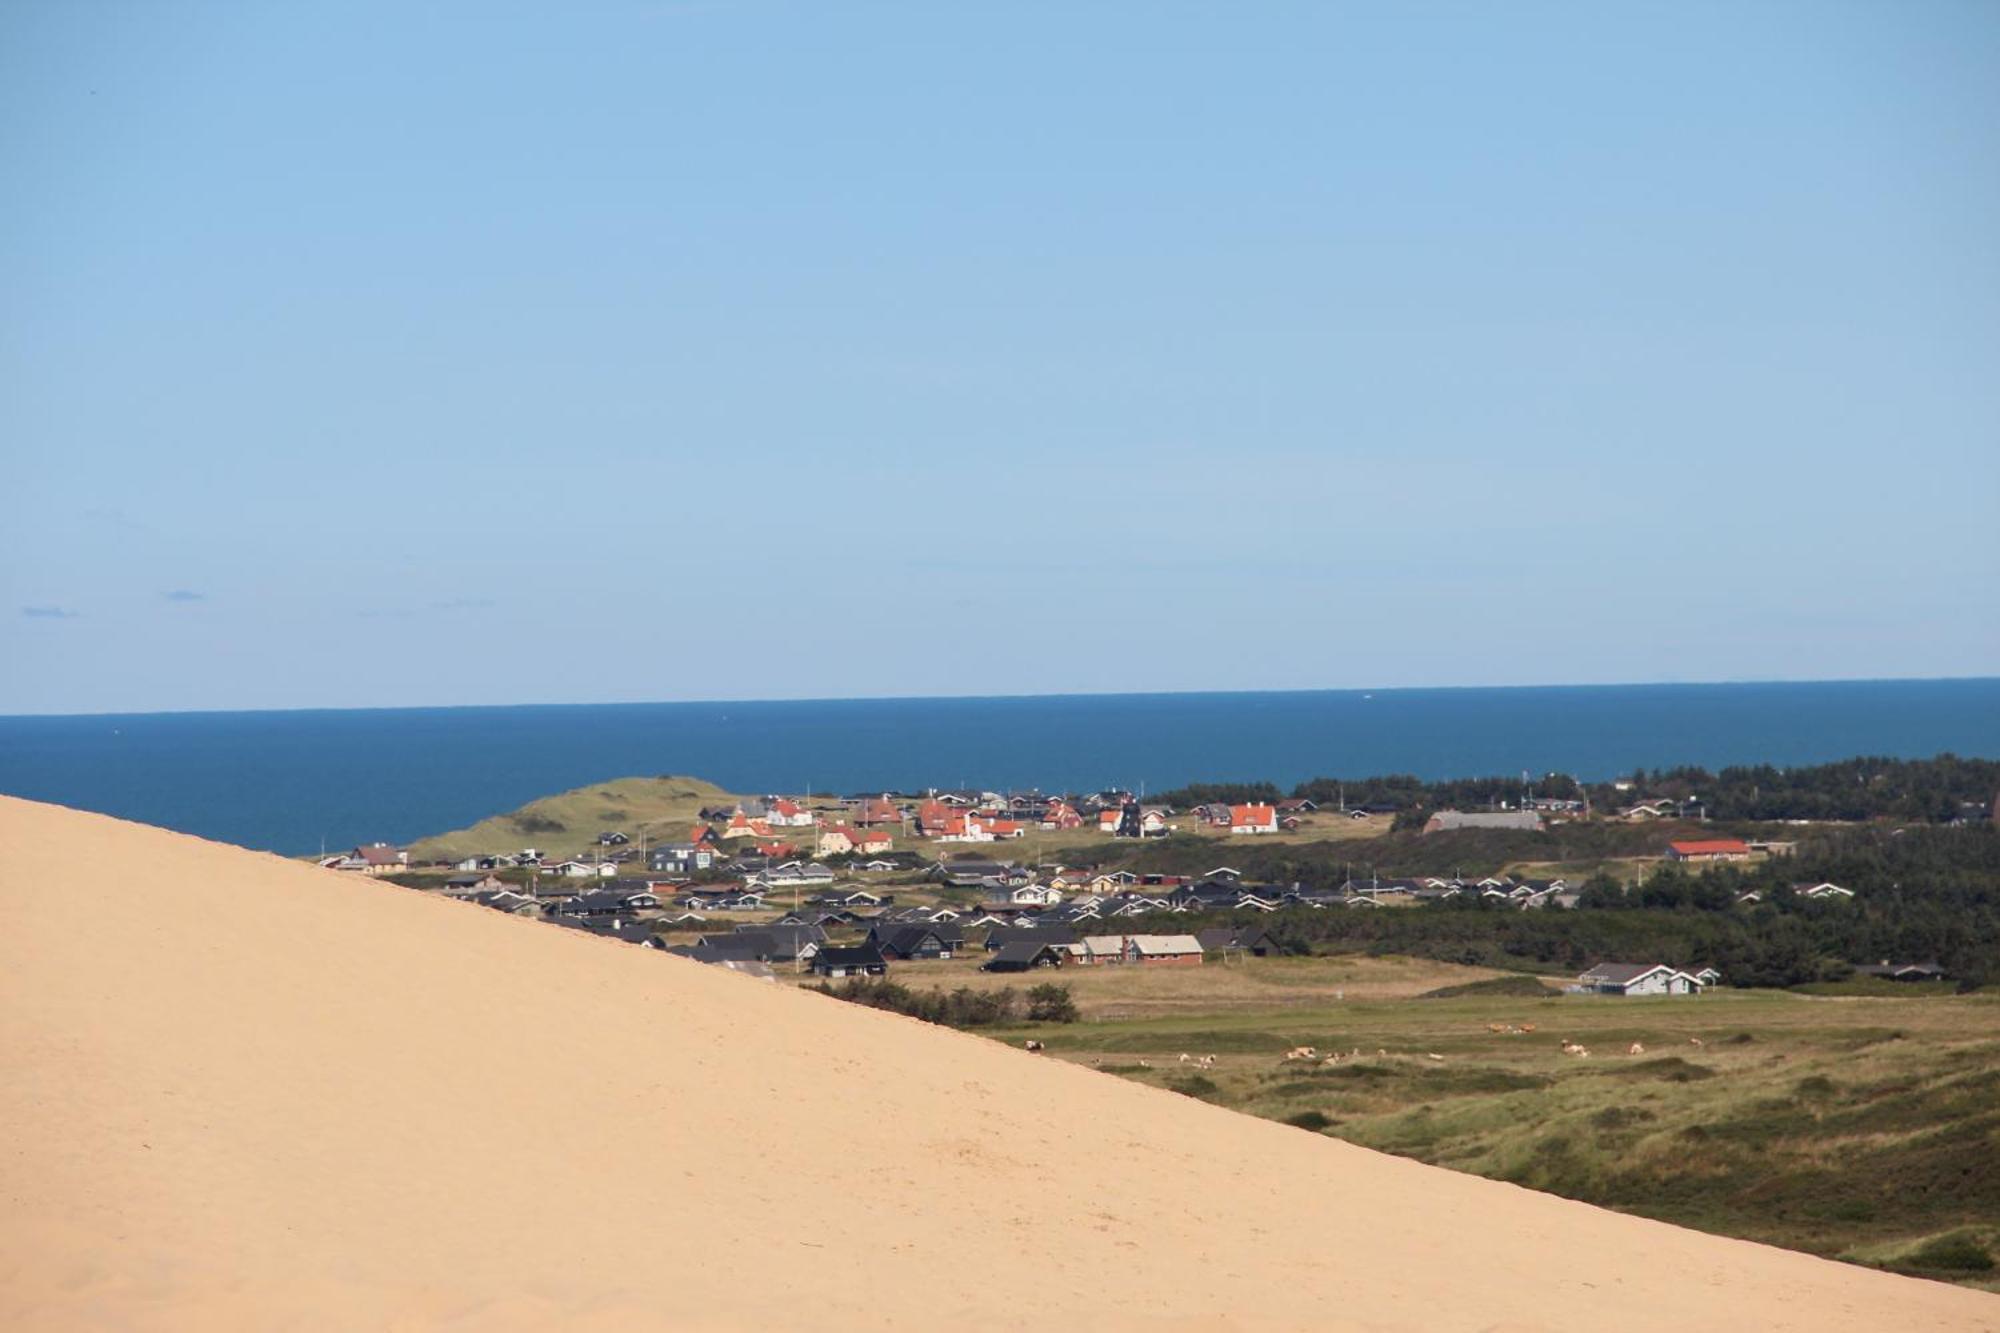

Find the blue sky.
[{"left": 3, "top": 1, "right": 1996, "bottom": 714}]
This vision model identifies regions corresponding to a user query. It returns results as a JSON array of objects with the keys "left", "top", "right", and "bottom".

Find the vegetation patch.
[
  {"left": 1418, "top": 975, "right": 1555, "bottom": 1000},
  {"left": 1896, "top": 1232, "right": 1996, "bottom": 1274},
  {"left": 1284, "top": 1110, "right": 1336, "bottom": 1132}
]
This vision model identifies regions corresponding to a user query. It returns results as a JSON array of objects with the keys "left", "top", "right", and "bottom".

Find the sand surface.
[{"left": 3, "top": 795, "right": 1995, "bottom": 1331}]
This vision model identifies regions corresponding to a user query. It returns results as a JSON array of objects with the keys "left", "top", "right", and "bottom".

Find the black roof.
[{"left": 815, "top": 943, "right": 887, "bottom": 969}]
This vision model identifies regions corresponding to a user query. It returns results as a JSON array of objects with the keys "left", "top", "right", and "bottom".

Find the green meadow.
[{"left": 988, "top": 975, "right": 2000, "bottom": 1288}]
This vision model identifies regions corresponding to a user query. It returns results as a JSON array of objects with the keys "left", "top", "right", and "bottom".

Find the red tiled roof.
[{"left": 1670, "top": 839, "right": 1749, "bottom": 855}]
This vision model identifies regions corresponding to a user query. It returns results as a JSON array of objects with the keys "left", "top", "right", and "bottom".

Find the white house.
[{"left": 1577, "top": 962, "right": 1703, "bottom": 996}]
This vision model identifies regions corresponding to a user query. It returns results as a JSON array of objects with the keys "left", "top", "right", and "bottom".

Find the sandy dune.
[{"left": 2, "top": 796, "right": 1994, "bottom": 1332}]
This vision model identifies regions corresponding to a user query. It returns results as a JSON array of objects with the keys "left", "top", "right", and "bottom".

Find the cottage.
[
  {"left": 1225, "top": 804, "right": 1280, "bottom": 835},
  {"left": 812, "top": 943, "right": 888, "bottom": 978},
  {"left": 1196, "top": 926, "right": 1278, "bottom": 957},
  {"left": 868, "top": 924, "right": 958, "bottom": 961},
  {"left": 1423, "top": 811, "right": 1543, "bottom": 835},
  {"left": 1856, "top": 960, "right": 1947, "bottom": 982},
  {"left": 1793, "top": 881, "right": 1856, "bottom": 901},
  {"left": 1078, "top": 934, "right": 1127, "bottom": 965},
  {"left": 1123, "top": 934, "right": 1205, "bottom": 966},
  {"left": 1577, "top": 962, "right": 1703, "bottom": 996},
  {"left": 982, "top": 941, "right": 1066, "bottom": 973},
  {"left": 761, "top": 797, "right": 816, "bottom": 828},
  {"left": 1666, "top": 839, "right": 1751, "bottom": 863},
  {"left": 648, "top": 843, "right": 716, "bottom": 874}
]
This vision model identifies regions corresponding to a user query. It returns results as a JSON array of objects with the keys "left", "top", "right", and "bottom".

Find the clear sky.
[{"left": 3, "top": 1, "right": 1996, "bottom": 714}]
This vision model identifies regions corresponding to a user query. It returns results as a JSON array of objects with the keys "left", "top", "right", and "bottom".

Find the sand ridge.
[{"left": 1, "top": 795, "right": 1995, "bottom": 1331}]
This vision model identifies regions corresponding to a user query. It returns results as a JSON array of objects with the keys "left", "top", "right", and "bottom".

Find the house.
[
  {"left": 1666, "top": 839, "right": 1752, "bottom": 863},
  {"left": 853, "top": 796, "right": 903, "bottom": 826},
  {"left": 983, "top": 924, "right": 1079, "bottom": 953},
  {"left": 550, "top": 916, "right": 660, "bottom": 946},
  {"left": 1225, "top": 804, "right": 1280, "bottom": 835},
  {"left": 325, "top": 843, "right": 407, "bottom": 875},
  {"left": 442, "top": 873, "right": 505, "bottom": 895},
  {"left": 697, "top": 924, "right": 824, "bottom": 963},
  {"left": 812, "top": 943, "right": 888, "bottom": 978},
  {"left": 1691, "top": 967, "right": 1724, "bottom": 986},
  {"left": 1078, "top": 934, "right": 1128, "bottom": 965},
  {"left": 1196, "top": 926, "right": 1278, "bottom": 957},
  {"left": 721, "top": 809, "right": 775, "bottom": 840},
  {"left": 1856, "top": 960, "right": 1948, "bottom": 982},
  {"left": 597, "top": 831, "right": 631, "bottom": 847},
  {"left": 1793, "top": 881, "right": 1856, "bottom": 901},
  {"left": 762, "top": 797, "right": 816, "bottom": 828},
  {"left": 452, "top": 854, "right": 503, "bottom": 872},
  {"left": 1275, "top": 799, "right": 1319, "bottom": 814},
  {"left": 1423, "top": 811, "right": 1543, "bottom": 835},
  {"left": 930, "top": 859, "right": 1028, "bottom": 890},
  {"left": 868, "top": 924, "right": 958, "bottom": 961},
  {"left": 556, "top": 887, "right": 661, "bottom": 917},
  {"left": 1576, "top": 962, "right": 1703, "bottom": 996},
  {"left": 648, "top": 843, "right": 716, "bottom": 874},
  {"left": 982, "top": 941, "right": 1066, "bottom": 972},
  {"left": 1124, "top": 934, "right": 1204, "bottom": 965},
  {"left": 470, "top": 889, "right": 540, "bottom": 916},
  {"left": 1007, "top": 883, "right": 1064, "bottom": 907}
]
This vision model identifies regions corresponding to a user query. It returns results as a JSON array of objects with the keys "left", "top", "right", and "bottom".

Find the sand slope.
[{"left": 2, "top": 796, "right": 1994, "bottom": 1332}]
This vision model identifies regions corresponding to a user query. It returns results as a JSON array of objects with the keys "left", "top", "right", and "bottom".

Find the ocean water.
[{"left": 1, "top": 679, "right": 1995, "bottom": 855}]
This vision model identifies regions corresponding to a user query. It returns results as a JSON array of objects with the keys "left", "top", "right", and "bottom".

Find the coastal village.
[{"left": 323, "top": 783, "right": 1942, "bottom": 993}]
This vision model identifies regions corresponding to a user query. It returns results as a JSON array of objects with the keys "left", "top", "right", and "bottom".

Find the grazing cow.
[
  {"left": 1426, "top": 1053, "right": 1445, "bottom": 1062},
  {"left": 1179, "top": 1053, "right": 1192, "bottom": 1064},
  {"left": 1520, "top": 1024, "right": 1536, "bottom": 1034},
  {"left": 1283, "top": 1046, "right": 1318, "bottom": 1062},
  {"left": 1198, "top": 1055, "right": 1216, "bottom": 1068},
  {"left": 1561, "top": 1041, "right": 1591, "bottom": 1058},
  {"left": 1688, "top": 1036, "right": 1705, "bottom": 1048},
  {"left": 1627, "top": 1042, "right": 1645, "bottom": 1056},
  {"left": 1024, "top": 1039, "right": 1044, "bottom": 1052},
  {"left": 1488, "top": 1023, "right": 1506, "bottom": 1033}
]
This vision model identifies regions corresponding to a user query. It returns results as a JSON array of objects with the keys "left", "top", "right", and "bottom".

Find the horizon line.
[{"left": 4, "top": 672, "right": 1997, "bottom": 723}]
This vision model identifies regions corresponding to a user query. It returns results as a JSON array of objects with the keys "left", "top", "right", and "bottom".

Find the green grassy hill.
[{"left": 408, "top": 776, "right": 747, "bottom": 861}]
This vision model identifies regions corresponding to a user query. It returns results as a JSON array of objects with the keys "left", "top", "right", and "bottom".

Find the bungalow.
[
  {"left": 868, "top": 924, "right": 958, "bottom": 961},
  {"left": 648, "top": 843, "right": 716, "bottom": 874},
  {"left": 1692, "top": 967, "right": 1724, "bottom": 986},
  {"left": 1423, "top": 811, "right": 1543, "bottom": 835},
  {"left": 982, "top": 941, "right": 1066, "bottom": 973},
  {"left": 1196, "top": 926, "right": 1278, "bottom": 957},
  {"left": 453, "top": 854, "right": 503, "bottom": 872},
  {"left": 728, "top": 811, "right": 779, "bottom": 840},
  {"left": 812, "top": 943, "right": 889, "bottom": 978},
  {"left": 1041, "top": 799, "right": 1085, "bottom": 830},
  {"left": 1078, "top": 934, "right": 1128, "bottom": 965},
  {"left": 1124, "top": 934, "right": 1205, "bottom": 966},
  {"left": 557, "top": 887, "right": 661, "bottom": 917},
  {"left": 552, "top": 860, "right": 618, "bottom": 880},
  {"left": 443, "top": 873, "right": 505, "bottom": 895},
  {"left": 762, "top": 797, "right": 816, "bottom": 828},
  {"left": 1008, "top": 883, "right": 1064, "bottom": 907},
  {"left": 1275, "top": 799, "right": 1319, "bottom": 814},
  {"left": 471, "top": 889, "right": 540, "bottom": 916},
  {"left": 326, "top": 843, "right": 407, "bottom": 875},
  {"left": 1856, "top": 960, "right": 1948, "bottom": 982},
  {"left": 1666, "top": 839, "right": 1751, "bottom": 863},
  {"left": 983, "top": 924, "right": 1079, "bottom": 953},
  {"left": 1793, "top": 881, "right": 1856, "bottom": 901},
  {"left": 853, "top": 796, "right": 904, "bottom": 827},
  {"left": 597, "top": 830, "right": 631, "bottom": 847},
  {"left": 1226, "top": 804, "right": 1280, "bottom": 835},
  {"left": 1577, "top": 962, "right": 1703, "bottom": 996}
]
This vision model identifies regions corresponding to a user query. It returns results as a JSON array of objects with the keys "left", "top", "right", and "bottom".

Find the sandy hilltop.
[{"left": 2, "top": 796, "right": 1994, "bottom": 1332}]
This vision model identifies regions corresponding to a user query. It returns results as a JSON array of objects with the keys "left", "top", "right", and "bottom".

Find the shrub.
[
  {"left": 1026, "top": 983, "right": 1079, "bottom": 1023},
  {"left": 1901, "top": 1233, "right": 1996, "bottom": 1273},
  {"left": 1285, "top": 1110, "right": 1336, "bottom": 1132}
]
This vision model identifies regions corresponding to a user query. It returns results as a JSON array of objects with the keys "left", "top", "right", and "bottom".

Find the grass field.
[
  {"left": 831, "top": 952, "right": 1519, "bottom": 1018},
  {"left": 407, "top": 776, "right": 751, "bottom": 861},
  {"left": 806, "top": 955, "right": 2000, "bottom": 1288}
]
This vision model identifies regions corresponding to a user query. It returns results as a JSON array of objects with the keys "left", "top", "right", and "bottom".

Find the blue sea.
[{"left": 2, "top": 679, "right": 1996, "bottom": 855}]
